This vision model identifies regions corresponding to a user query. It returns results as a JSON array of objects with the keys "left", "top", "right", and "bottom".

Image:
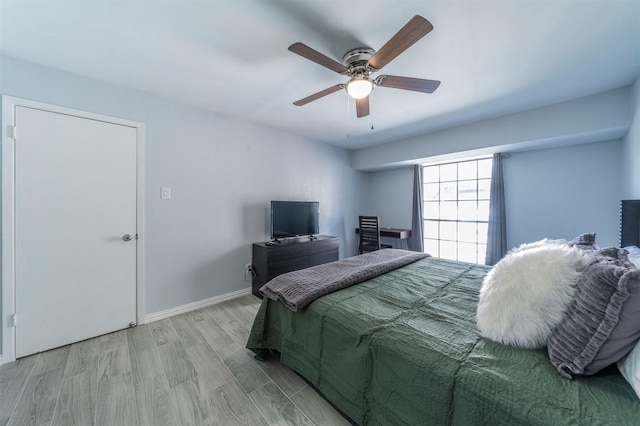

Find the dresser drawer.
[
  {"left": 267, "top": 257, "right": 309, "bottom": 280},
  {"left": 267, "top": 243, "right": 308, "bottom": 262},
  {"left": 308, "top": 238, "right": 338, "bottom": 255},
  {"left": 309, "top": 250, "right": 338, "bottom": 267}
]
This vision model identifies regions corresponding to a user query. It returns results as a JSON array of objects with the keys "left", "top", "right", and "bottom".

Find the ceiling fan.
[{"left": 289, "top": 15, "right": 441, "bottom": 118}]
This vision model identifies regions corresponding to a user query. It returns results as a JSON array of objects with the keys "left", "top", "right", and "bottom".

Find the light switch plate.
[{"left": 161, "top": 187, "right": 171, "bottom": 200}]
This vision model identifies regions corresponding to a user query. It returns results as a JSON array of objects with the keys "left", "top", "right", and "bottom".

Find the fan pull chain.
[
  {"left": 370, "top": 91, "right": 375, "bottom": 130},
  {"left": 346, "top": 91, "right": 351, "bottom": 139}
]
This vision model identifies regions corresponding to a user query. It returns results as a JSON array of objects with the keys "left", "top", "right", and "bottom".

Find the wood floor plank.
[
  {"left": 208, "top": 379, "right": 268, "bottom": 426},
  {"left": 170, "top": 378, "right": 213, "bottom": 426},
  {"left": 291, "top": 385, "right": 352, "bottom": 426},
  {"left": 192, "top": 317, "right": 234, "bottom": 350},
  {"left": 126, "top": 323, "right": 152, "bottom": 346},
  {"left": 234, "top": 294, "right": 261, "bottom": 310},
  {"left": 98, "top": 330, "right": 131, "bottom": 382},
  {"left": 51, "top": 369, "right": 97, "bottom": 426},
  {"left": 171, "top": 314, "right": 206, "bottom": 348},
  {"left": 95, "top": 373, "right": 138, "bottom": 426},
  {"left": 7, "top": 367, "right": 65, "bottom": 426},
  {"left": 222, "top": 299, "right": 259, "bottom": 326},
  {"left": 149, "top": 318, "right": 180, "bottom": 346},
  {"left": 134, "top": 375, "right": 177, "bottom": 426},
  {"left": 205, "top": 307, "right": 251, "bottom": 345},
  {"left": 157, "top": 341, "right": 196, "bottom": 388},
  {"left": 184, "top": 342, "right": 233, "bottom": 393},
  {"left": 33, "top": 346, "right": 71, "bottom": 375},
  {"left": 230, "top": 294, "right": 261, "bottom": 316},
  {"left": 0, "top": 356, "right": 38, "bottom": 420},
  {"left": 254, "top": 356, "right": 307, "bottom": 397},
  {"left": 186, "top": 308, "right": 212, "bottom": 323},
  {"left": 249, "top": 382, "right": 314, "bottom": 426},
  {"left": 239, "top": 298, "right": 260, "bottom": 318},
  {"left": 128, "top": 335, "right": 163, "bottom": 386},
  {"left": 64, "top": 338, "right": 100, "bottom": 378},
  {"left": 217, "top": 342, "right": 270, "bottom": 394}
]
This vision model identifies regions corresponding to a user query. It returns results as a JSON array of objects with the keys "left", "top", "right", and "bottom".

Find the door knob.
[{"left": 123, "top": 234, "right": 133, "bottom": 241}]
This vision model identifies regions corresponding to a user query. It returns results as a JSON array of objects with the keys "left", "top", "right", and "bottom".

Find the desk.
[{"left": 355, "top": 228, "right": 411, "bottom": 249}]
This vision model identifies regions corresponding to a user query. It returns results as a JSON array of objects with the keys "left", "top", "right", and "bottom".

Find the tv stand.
[{"left": 252, "top": 235, "right": 339, "bottom": 297}]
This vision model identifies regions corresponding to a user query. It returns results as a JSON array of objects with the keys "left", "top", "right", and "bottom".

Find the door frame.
[{"left": 1, "top": 95, "right": 145, "bottom": 364}]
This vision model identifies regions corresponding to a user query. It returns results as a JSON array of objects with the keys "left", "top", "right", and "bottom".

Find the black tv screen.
[{"left": 271, "top": 201, "right": 319, "bottom": 239}]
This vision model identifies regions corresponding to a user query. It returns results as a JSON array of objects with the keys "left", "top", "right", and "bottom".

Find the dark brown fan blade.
[
  {"left": 376, "top": 75, "right": 440, "bottom": 93},
  {"left": 293, "top": 84, "right": 344, "bottom": 106},
  {"left": 355, "top": 96, "right": 370, "bottom": 118},
  {"left": 368, "top": 16, "right": 433, "bottom": 71},
  {"left": 288, "top": 42, "right": 349, "bottom": 74}
]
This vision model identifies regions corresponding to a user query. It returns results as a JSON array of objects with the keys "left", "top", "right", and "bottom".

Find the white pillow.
[
  {"left": 618, "top": 338, "right": 640, "bottom": 400},
  {"left": 510, "top": 238, "right": 569, "bottom": 253},
  {"left": 477, "top": 241, "right": 589, "bottom": 349}
]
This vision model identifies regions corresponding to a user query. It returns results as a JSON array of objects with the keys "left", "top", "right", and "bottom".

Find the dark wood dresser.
[{"left": 251, "top": 235, "right": 339, "bottom": 297}]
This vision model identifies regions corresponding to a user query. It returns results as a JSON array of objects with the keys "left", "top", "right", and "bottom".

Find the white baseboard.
[{"left": 144, "top": 287, "right": 252, "bottom": 324}]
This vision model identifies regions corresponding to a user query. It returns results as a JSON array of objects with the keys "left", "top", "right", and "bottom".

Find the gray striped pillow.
[{"left": 547, "top": 247, "right": 640, "bottom": 379}]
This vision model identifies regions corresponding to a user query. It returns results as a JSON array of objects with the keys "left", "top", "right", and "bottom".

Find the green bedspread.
[{"left": 246, "top": 257, "right": 640, "bottom": 425}]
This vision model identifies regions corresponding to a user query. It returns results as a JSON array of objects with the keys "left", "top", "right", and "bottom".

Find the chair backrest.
[{"left": 359, "top": 215, "right": 381, "bottom": 254}]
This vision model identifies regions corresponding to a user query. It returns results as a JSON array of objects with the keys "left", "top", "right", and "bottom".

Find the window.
[{"left": 423, "top": 158, "right": 492, "bottom": 264}]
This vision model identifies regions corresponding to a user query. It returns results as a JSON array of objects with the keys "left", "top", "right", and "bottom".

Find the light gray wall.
[
  {"left": 365, "top": 168, "right": 414, "bottom": 249},
  {"left": 504, "top": 140, "right": 621, "bottom": 248},
  {"left": 622, "top": 76, "right": 640, "bottom": 199},
  {"left": 351, "top": 87, "right": 632, "bottom": 171},
  {"left": 367, "top": 168, "right": 413, "bottom": 229},
  {"left": 367, "top": 140, "right": 623, "bottom": 252},
  {"left": 0, "top": 55, "right": 369, "bottom": 320}
]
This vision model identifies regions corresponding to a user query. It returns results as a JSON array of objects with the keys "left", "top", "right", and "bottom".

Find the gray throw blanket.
[{"left": 260, "top": 249, "right": 430, "bottom": 311}]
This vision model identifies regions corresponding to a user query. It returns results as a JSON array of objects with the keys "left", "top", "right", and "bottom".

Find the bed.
[{"left": 246, "top": 205, "right": 640, "bottom": 425}]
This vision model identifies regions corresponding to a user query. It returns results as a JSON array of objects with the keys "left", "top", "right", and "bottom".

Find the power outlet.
[{"left": 244, "top": 263, "right": 255, "bottom": 283}]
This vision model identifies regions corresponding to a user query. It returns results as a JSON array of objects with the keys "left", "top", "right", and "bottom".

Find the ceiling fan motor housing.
[{"left": 342, "top": 47, "right": 375, "bottom": 77}]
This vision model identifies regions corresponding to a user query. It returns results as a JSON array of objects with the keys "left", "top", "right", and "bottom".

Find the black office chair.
[{"left": 358, "top": 216, "right": 392, "bottom": 254}]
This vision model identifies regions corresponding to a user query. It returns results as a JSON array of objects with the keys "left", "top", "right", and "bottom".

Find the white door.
[{"left": 14, "top": 106, "right": 137, "bottom": 358}]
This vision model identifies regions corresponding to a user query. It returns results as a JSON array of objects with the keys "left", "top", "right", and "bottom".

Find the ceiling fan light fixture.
[{"left": 346, "top": 76, "right": 373, "bottom": 99}]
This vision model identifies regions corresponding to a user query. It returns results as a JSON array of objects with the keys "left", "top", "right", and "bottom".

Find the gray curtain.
[
  {"left": 485, "top": 153, "right": 507, "bottom": 265},
  {"left": 410, "top": 164, "right": 424, "bottom": 252}
]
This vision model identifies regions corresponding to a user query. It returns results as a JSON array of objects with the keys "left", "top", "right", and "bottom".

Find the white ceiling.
[{"left": 1, "top": 0, "right": 639, "bottom": 150}]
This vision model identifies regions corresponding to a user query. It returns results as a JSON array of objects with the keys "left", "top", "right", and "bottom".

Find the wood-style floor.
[{"left": 0, "top": 294, "right": 351, "bottom": 426}]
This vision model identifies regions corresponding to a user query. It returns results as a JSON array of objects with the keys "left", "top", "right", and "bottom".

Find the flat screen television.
[{"left": 270, "top": 201, "right": 319, "bottom": 239}]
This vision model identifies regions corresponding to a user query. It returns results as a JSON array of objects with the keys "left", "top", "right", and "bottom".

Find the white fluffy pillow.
[
  {"left": 477, "top": 241, "right": 589, "bottom": 349},
  {"left": 509, "top": 238, "right": 569, "bottom": 253}
]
